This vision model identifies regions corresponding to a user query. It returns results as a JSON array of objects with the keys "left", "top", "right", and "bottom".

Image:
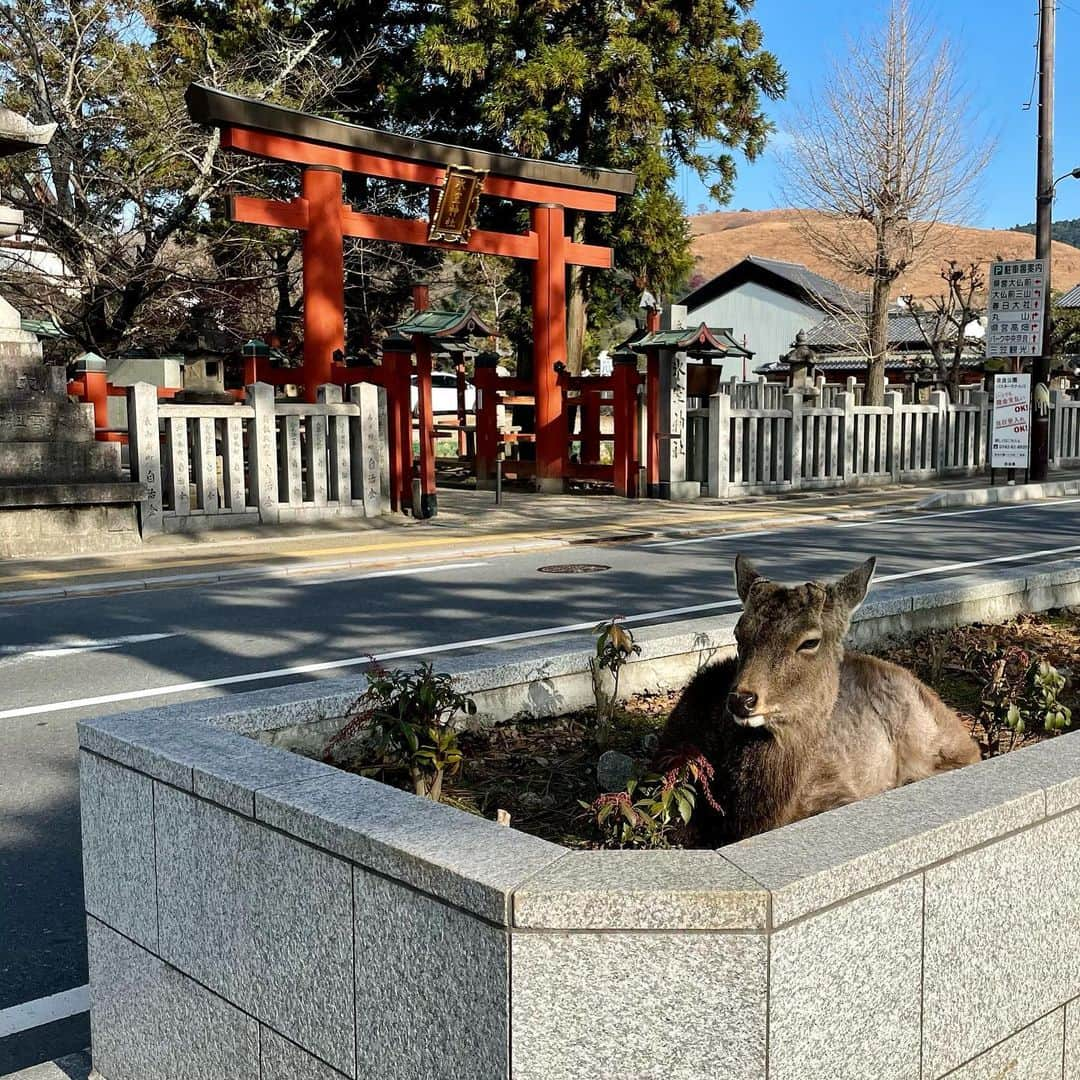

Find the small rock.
[{"left": 597, "top": 750, "right": 636, "bottom": 792}]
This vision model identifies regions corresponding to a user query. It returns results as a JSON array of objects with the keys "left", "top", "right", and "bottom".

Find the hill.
[
  {"left": 1011, "top": 217, "right": 1080, "bottom": 250},
  {"left": 688, "top": 209, "right": 1080, "bottom": 301}
]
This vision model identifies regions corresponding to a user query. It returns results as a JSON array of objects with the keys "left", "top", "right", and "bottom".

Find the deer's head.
[{"left": 727, "top": 555, "right": 876, "bottom": 731}]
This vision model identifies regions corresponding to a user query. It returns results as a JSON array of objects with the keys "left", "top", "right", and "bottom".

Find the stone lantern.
[{"left": 784, "top": 330, "right": 817, "bottom": 396}]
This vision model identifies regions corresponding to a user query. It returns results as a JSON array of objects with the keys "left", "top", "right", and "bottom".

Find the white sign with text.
[
  {"left": 986, "top": 259, "right": 1046, "bottom": 359},
  {"left": 991, "top": 372, "right": 1031, "bottom": 470}
]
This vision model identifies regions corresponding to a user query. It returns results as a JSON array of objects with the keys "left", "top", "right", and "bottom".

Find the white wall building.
[{"left": 680, "top": 256, "right": 864, "bottom": 376}]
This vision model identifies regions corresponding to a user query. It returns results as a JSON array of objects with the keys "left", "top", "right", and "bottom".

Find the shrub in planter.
[{"left": 324, "top": 661, "right": 477, "bottom": 802}]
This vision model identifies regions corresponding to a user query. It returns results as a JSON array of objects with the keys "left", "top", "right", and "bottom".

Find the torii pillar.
[
  {"left": 301, "top": 166, "right": 345, "bottom": 400},
  {"left": 532, "top": 204, "right": 567, "bottom": 492}
]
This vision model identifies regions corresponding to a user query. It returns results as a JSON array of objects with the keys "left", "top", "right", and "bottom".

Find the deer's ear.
[
  {"left": 734, "top": 554, "right": 765, "bottom": 602},
  {"left": 830, "top": 557, "right": 877, "bottom": 613}
]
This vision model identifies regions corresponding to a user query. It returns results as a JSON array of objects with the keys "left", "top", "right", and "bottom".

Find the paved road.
[{"left": 1, "top": 496, "right": 1078, "bottom": 1071}]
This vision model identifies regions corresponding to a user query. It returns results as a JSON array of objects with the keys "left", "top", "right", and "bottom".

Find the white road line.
[
  {"left": 284, "top": 560, "right": 485, "bottom": 587},
  {"left": 3, "top": 546, "right": 1079, "bottom": 722},
  {"left": 0, "top": 632, "right": 176, "bottom": 660},
  {"left": 0, "top": 984, "right": 89, "bottom": 1038},
  {"left": 875, "top": 544, "right": 1080, "bottom": 582},
  {"left": 645, "top": 497, "right": 1080, "bottom": 548}
]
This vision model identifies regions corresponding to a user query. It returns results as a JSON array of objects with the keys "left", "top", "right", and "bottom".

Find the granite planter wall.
[{"left": 80, "top": 561, "right": 1080, "bottom": 1079}]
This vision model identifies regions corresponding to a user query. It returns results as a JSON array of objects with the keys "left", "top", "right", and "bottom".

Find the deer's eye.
[{"left": 797, "top": 637, "right": 822, "bottom": 654}]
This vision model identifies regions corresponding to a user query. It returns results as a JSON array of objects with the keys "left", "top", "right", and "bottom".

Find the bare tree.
[
  {"left": 781, "top": 0, "right": 989, "bottom": 404},
  {"left": 0, "top": 0, "right": 374, "bottom": 355},
  {"left": 904, "top": 261, "right": 985, "bottom": 402}
]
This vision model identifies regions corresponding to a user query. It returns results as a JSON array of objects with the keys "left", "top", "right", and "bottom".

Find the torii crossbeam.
[{"left": 186, "top": 85, "right": 636, "bottom": 489}]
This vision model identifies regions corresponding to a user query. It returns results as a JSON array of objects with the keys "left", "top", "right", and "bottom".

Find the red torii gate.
[{"left": 185, "top": 85, "right": 635, "bottom": 490}]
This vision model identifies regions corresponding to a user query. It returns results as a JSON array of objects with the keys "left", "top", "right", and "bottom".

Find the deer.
[{"left": 658, "top": 555, "right": 980, "bottom": 844}]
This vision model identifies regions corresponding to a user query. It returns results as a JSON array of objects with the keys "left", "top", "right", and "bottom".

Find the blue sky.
[{"left": 677, "top": 1, "right": 1080, "bottom": 229}]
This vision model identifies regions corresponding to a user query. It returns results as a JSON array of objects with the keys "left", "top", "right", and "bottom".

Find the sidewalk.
[
  {"left": 1, "top": 472, "right": 1077, "bottom": 603},
  {"left": 1, "top": 1052, "right": 90, "bottom": 1080}
]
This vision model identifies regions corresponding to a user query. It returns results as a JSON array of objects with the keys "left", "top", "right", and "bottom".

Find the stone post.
[
  {"left": 318, "top": 384, "right": 351, "bottom": 505},
  {"left": 246, "top": 381, "right": 280, "bottom": 524},
  {"left": 127, "top": 382, "right": 163, "bottom": 535},
  {"left": 1051, "top": 389, "right": 1066, "bottom": 466},
  {"left": 838, "top": 391, "right": 855, "bottom": 481},
  {"left": 349, "top": 382, "right": 388, "bottom": 516},
  {"left": 929, "top": 389, "right": 949, "bottom": 474},
  {"left": 658, "top": 349, "right": 698, "bottom": 500},
  {"left": 886, "top": 390, "right": 904, "bottom": 482},
  {"left": 708, "top": 391, "right": 731, "bottom": 499},
  {"left": 783, "top": 392, "right": 803, "bottom": 489}
]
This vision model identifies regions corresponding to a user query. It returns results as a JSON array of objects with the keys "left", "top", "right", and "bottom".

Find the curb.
[{"left": 917, "top": 478, "right": 1080, "bottom": 510}]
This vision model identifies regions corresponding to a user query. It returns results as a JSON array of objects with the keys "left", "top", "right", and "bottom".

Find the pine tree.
[{"left": 415, "top": 0, "right": 785, "bottom": 370}]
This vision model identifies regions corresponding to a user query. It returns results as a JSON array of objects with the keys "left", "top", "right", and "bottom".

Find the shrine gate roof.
[
  {"left": 392, "top": 308, "right": 495, "bottom": 339},
  {"left": 186, "top": 85, "right": 636, "bottom": 199}
]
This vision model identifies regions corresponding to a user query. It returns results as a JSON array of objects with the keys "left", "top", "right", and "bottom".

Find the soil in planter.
[{"left": 323, "top": 609, "right": 1080, "bottom": 848}]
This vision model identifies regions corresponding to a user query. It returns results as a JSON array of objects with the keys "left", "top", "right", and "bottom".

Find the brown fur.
[{"left": 658, "top": 557, "right": 980, "bottom": 844}]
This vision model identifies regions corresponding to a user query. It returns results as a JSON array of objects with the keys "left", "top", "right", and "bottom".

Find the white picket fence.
[
  {"left": 699, "top": 388, "right": 1080, "bottom": 497},
  {"left": 127, "top": 381, "right": 389, "bottom": 534}
]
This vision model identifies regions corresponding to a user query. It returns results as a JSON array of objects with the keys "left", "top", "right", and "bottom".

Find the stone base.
[
  {"left": 0, "top": 502, "right": 141, "bottom": 558},
  {"left": 659, "top": 480, "right": 701, "bottom": 502}
]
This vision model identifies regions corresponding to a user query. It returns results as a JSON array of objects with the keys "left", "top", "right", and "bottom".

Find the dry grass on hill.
[{"left": 688, "top": 208, "right": 1080, "bottom": 302}]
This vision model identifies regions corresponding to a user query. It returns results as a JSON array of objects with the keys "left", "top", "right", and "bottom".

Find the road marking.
[
  {"left": 278, "top": 560, "right": 485, "bottom": 588},
  {"left": 645, "top": 497, "right": 1080, "bottom": 547},
  {"left": 0, "top": 984, "right": 89, "bottom": 1038},
  {"left": 2, "top": 545, "right": 1079, "bottom": 722},
  {"left": 876, "top": 544, "right": 1080, "bottom": 582},
  {"left": 0, "top": 632, "right": 176, "bottom": 660}
]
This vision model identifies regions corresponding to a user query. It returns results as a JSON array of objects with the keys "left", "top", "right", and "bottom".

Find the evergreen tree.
[{"left": 414, "top": 0, "right": 785, "bottom": 370}]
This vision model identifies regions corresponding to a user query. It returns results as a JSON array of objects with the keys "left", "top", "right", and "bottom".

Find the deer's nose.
[{"left": 727, "top": 690, "right": 759, "bottom": 719}]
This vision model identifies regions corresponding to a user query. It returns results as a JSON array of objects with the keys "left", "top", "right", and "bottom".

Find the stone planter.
[{"left": 79, "top": 562, "right": 1080, "bottom": 1079}]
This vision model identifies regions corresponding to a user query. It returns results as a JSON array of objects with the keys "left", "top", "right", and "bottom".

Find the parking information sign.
[
  {"left": 986, "top": 259, "right": 1046, "bottom": 358},
  {"left": 991, "top": 373, "right": 1031, "bottom": 469}
]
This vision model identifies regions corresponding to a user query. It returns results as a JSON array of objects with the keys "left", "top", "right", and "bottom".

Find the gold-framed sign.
[{"left": 428, "top": 164, "right": 487, "bottom": 244}]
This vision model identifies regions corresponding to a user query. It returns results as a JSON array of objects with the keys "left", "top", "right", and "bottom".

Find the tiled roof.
[
  {"left": 1058, "top": 284, "right": 1080, "bottom": 308},
  {"left": 802, "top": 310, "right": 953, "bottom": 350},
  {"left": 680, "top": 255, "right": 865, "bottom": 314},
  {"left": 756, "top": 354, "right": 986, "bottom": 375},
  {"left": 631, "top": 324, "right": 753, "bottom": 357},
  {"left": 392, "top": 308, "right": 495, "bottom": 339}
]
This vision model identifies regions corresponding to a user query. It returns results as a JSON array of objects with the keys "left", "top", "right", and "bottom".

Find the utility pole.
[{"left": 1032, "top": 0, "right": 1055, "bottom": 481}]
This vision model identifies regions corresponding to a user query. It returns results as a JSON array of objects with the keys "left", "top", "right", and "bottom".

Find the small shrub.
[
  {"left": 590, "top": 617, "right": 641, "bottom": 749},
  {"left": 580, "top": 748, "right": 722, "bottom": 849},
  {"left": 324, "top": 661, "right": 477, "bottom": 801},
  {"left": 978, "top": 644, "right": 1071, "bottom": 753}
]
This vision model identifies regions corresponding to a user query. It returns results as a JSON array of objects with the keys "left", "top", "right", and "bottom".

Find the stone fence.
[
  {"left": 79, "top": 560, "right": 1080, "bottom": 1079},
  {"left": 685, "top": 388, "right": 1080, "bottom": 497},
  {"left": 128, "top": 381, "right": 389, "bottom": 533}
]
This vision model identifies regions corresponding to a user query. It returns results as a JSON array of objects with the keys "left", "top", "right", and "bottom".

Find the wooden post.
[
  {"left": 413, "top": 338, "right": 437, "bottom": 517},
  {"left": 380, "top": 345, "right": 414, "bottom": 512},
  {"left": 531, "top": 203, "right": 567, "bottom": 492},
  {"left": 580, "top": 385, "right": 601, "bottom": 464},
  {"left": 455, "top": 355, "right": 469, "bottom": 458},
  {"left": 474, "top": 354, "right": 499, "bottom": 489},
  {"left": 612, "top": 354, "right": 639, "bottom": 497},
  {"left": 85, "top": 369, "right": 109, "bottom": 438},
  {"left": 301, "top": 166, "right": 345, "bottom": 402}
]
